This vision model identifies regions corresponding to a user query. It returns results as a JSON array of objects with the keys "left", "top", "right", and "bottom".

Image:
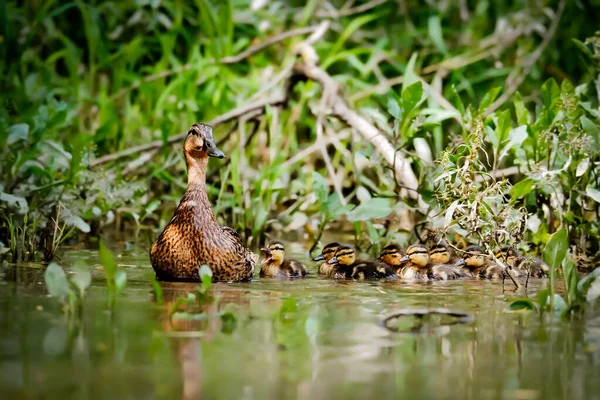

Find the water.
[{"left": 1, "top": 242, "right": 600, "bottom": 400}]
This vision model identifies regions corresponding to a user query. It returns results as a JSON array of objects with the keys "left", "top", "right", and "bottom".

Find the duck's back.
[
  {"left": 429, "top": 263, "right": 473, "bottom": 280},
  {"left": 399, "top": 262, "right": 429, "bottom": 281},
  {"left": 150, "top": 191, "right": 256, "bottom": 281},
  {"left": 349, "top": 261, "right": 398, "bottom": 280}
]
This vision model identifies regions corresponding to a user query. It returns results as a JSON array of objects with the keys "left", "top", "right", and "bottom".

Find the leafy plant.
[
  {"left": 98, "top": 240, "right": 127, "bottom": 310},
  {"left": 44, "top": 261, "right": 91, "bottom": 315}
]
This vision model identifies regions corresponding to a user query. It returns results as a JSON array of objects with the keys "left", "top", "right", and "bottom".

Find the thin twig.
[
  {"left": 484, "top": 0, "right": 566, "bottom": 116},
  {"left": 315, "top": 0, "right": 387, "bottom": 17},
  {"left": 281, "top": 130, "right": 350, "bottom": 168},
  {"left": 90, "top": 94, "right": 284, "bottom": 167}
]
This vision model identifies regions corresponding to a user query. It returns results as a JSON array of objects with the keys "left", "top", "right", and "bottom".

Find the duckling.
[
  {"left": 312, "top": 242, "right": 340, "bottom": 276},
  {"left": 456, "top": 246, "right": 503, "bottom": 279},
  {"left": 329, "top": 245, "right": 397, "bottom": 280},
  {"left": 495, "top": 247, "right": 548, "bottom": 278},
  {"left": 259, "top": 241, "right": 308, "bottom": 278},
  {"left": 378, "top": 243, "right": 407, "bottom": 275},
  {"left": 398, "top": 244, "right": 430, "bottom": 281},
  {"left": 150, "top": 123, "right": 257, "bottom": 282},
  {"left": 428, "top": 244, "right": 473, "bottom": 280}
]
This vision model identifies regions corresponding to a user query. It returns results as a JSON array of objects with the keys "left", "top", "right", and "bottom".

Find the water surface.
[{"left": 1, "top": 243, "right": 599, "bottom": 400}]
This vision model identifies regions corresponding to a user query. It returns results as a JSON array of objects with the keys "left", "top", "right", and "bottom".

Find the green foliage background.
[{"left": 0, "top": 0, "right": 599, "bottom": 266}]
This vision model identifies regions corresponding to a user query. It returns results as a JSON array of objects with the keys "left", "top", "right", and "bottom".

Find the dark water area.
[{"left": 1, "top": 242, "right": 600, "bottom": 400}]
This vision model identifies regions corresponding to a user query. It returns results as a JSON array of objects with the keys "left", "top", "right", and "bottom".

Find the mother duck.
[{"left": 150, "top": 123, "right": 257, "bottom": 281}]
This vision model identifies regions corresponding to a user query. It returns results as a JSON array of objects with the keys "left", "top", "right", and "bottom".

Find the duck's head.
[
  {"left": 401, "top": 244, "right": 429, "bottom": 267},
  {"left": 328, "top": 245, "right": 355, "bottom": 266},
  {"left": 184, "top": 123, "right": 225, "bottom": 160},
  {"left": 260, "top": 241, "right": 285, "bottom": 266},
  {"left": 312, "top": 242, "right": 340, "bottom": 262},
  {"left": 378, "top": 243, "right": 405, "bottom": 266},
  {"left": 456, "top": 245, "right": 487, "bottom": 268},
  {"left": 429, "top": 244, "right": 452, "bottom": 264},
  {"left": 495, "top": 247, "right": 520, "bottom": 267}
]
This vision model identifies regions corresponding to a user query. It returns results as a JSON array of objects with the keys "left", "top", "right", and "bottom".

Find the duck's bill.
[
  {"left": 400, "top": 255, "right": 410, "bottom": 262},
  {"left": 312, "top": 254, "right": 325, "bottom": 261},
  {"left": 260, "top": 248, "right": 272, "bottom": 264},
  {"left": 205, "top": 139, "right": 225, "bottom": 159},
  {"left": 327, "top": 257, "right": 338, "bottom": 265},
  {"left": 455, "top": 258, "right": 466, "bottom": 267}
]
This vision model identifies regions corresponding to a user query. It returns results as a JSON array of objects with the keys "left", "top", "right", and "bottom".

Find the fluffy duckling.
[
  {"left": 398, "top": 244, "right": 431, "bottom": 281},
  {"left": 150, "top": 123, "right": 257, "bottom": 281},
  {"left": 378, "top": 243, "right": 407, "bottom": 275},
  {"left": 329, "top": 245, "right": 397, "bottom": 280},
  {"left": 456, "top": 246, "right": 503, "bottom": 279},
  {"left": 312, "top": 242, "right": 340, "bottom": 276},
  {"left": 428, "top": 244, "right": 473, "bottom": 280},
  {"left": 259, "top": 241, "right": 309, "bottom": 278},
  {"left": 495, "top": 247, "right": 548, "bottom": 278}
]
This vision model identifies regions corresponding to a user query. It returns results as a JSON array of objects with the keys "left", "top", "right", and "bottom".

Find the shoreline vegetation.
[{"left": 1, "top": 1, "right": 599, "bottom": 276}]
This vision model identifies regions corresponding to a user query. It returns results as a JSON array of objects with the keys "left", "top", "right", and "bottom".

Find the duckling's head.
[
  {"left": 401, "top": 244, "right": 429, "bottom": 267},
  {"left": 495, "top": 247, "right": 520, "bottom": 267},
  {"left": 456, "top": 245, "right": 487, "bottom": 268},
  {"left": 378, "top": 243, "right": 405, "bottom": 266},
  {"left": 328, "top": 245, "right": 356, "bottom": 266},
  {"left": 429, "top": 244, "right": 452, "bottom": 264},
  {"left": 312, "top": 242, "right": 340, "bottom": 262},
  {"left": 260, "top": 241, "right": 285, "bottom": 266},
  {"left": 184, "top": 123, "right": 225, "bottom": 160}
]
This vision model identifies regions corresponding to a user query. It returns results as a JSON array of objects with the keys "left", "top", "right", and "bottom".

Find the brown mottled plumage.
[
  {"left": 398, "top": 244, "right": 430, "bottom": 281},
  {"left": 428, "top": 244, "right": 473, "bottom": 280},
  {"left": 329, "top": 245, "right": 397, "bottom": 280},
  {"left": 456, "top": 246, "right": 503, "bottom": 279},
  {"left": 259, "top": 241, "right": 308, "bottom": 278},
  {"left": 312, "top": 242, "right": 340, "bottom": 276},
  {"left": 150, "top": 123, "right": 257, "bottom": 282}
]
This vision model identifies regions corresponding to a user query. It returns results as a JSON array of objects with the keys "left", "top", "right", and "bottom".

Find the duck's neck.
[
  {"left": 184, "top": 154, "right": 217, "bottom": 223},
  {"left": 186, "top": 154, "right": 208, "bottom": 186}
]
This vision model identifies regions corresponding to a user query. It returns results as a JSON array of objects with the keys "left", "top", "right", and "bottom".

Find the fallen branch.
[
  {"left": 293, "top": 61, "right": 420, "bottom": 196},
  {"left": 90, "top": 95, "right": 282, "bottom": 167},
  {"left": 484, "top": 0, "right": 566, "bottom": 116}
]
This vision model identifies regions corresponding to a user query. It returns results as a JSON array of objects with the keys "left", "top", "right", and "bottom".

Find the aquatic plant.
[
  {"left": 44, "top": 261, "right": 91, "bottom": 315},
  {"left": 98, "top": 240, "right": 127, "bottom": 310}
]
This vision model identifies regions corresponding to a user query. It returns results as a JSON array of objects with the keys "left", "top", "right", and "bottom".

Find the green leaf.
[
  {"left": 586, "top": 187, "right": 600, "bottom": 203},
  {"left": 8, "top": 124, "right": 29, "bottom": 145},
  {"left": 428, "top": 15, "right": 447, "bottom": 54},
  {"left": 543, "top": 228, "right": 568, "bottom": 271},
  {"left": 507, "top": 298, "right": 535, "bottom": 311},
  {"left": 478, "top": 87, "right": 502, "bottom": 112},
  {"left": 401, "top": 81, "right": 424, "bottom": 113},
  {"left": 64, "top": 214, "right": 91, "bottom": 233},
  {"left": 149, "top": 273, "right": 164, "bottom": 305},
  {"left": 346, "top": 197, "right": 394, "bottom": 222},
  {"left": 513, "top": 92, "right": 530, "bottom": 125},
  {"left": 99, "top": 240, "right": 117, "bottom": 285},
  {"left": 70, "top": 262, "right": 91, "bottom": 298},
  {"left": 510, "top": 178, "right": 535, "bottom": 200},
  {"left": 577, "top": 268, "right": 600, "bottom": 301},
  {"left": 220, "top": 312, "right": 237, "bottom": 334},
  {"left": 447, "top": 85, "right": 464, "bottom": 115},
  {"left": 199, "top": 265, "right": 213, "bottom": 292},
  {"left": 536, "top": 289, "right": 549, "bottom": 310},
  {"left": 44, "top": 263, "right": 72, "bottom": 300},
  {"left": 540, "top": 78, "right": 560, "bottom": 111},
  {"left": 581, "top": 116, "right": 600, "bottom": 148},
  {"left": 114, "top": 270, "right": 127, "bottom": 293},
  {"left": 387, "top": 97, "right": 402, "bottom": 120},
  {"left": 312, "top": 171, "right": 327, "bottom": 204},
  {"left": 552, "top": 294, "right": 568, "bottom": 313},
  {"left": 402, "top": 53, "right": 420, "bottom": 94}
]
